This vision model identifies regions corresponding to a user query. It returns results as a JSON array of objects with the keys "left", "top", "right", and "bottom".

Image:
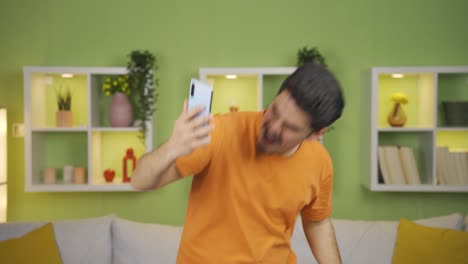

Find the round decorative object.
[
  {"left": 109, "top": 92, "right": 133, "bottom": 127},
  {"left": 387, "top": 102, "right": 407, "bottom": 127},
  {"left": 103, "top": 169, "right": 115, "bottom": 183}
]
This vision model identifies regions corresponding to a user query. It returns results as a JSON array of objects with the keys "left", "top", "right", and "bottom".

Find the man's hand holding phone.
[
  {"left": 166, "top": 79, "right": 214, "bottom": 159},
  {"left": 167, "top": 100, "right": 214, "bottom": 159}
]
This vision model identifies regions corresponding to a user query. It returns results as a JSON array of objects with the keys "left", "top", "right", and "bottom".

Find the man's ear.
[{"left": 306, "top": 127, "right": 328, "bottom": 141}]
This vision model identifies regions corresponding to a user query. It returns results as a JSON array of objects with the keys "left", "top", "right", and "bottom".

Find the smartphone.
[{"left": 188, "top": 78, "right": 213, "bottom": 117}]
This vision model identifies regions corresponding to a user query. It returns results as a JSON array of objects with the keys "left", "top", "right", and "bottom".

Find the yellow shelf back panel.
[
  {"left": 31, "top": 73, "right": 88, "bottom": 128},
  {"left": 207, "top": 75, "right": 258, "bottom": 115},
  {"left": 377, "top": 73, "right": 435, "bottom": 128}
]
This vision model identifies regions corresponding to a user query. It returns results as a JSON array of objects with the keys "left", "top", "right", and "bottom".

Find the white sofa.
[{"left": 0, "top": 213, "right": 466, "bottom": 264}]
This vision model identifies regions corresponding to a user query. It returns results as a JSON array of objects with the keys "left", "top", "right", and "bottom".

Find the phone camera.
[{"left": 191, "top": 84, "right": 195, "bottom": 96}]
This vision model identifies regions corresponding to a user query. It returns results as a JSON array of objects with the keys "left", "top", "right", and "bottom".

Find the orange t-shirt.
[{"left": 175, "top": 112, "right": 334, "bottom": 264}]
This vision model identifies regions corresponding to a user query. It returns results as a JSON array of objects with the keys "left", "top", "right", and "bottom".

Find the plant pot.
[
  {"left": 73, "top": 167, "right": 86, "bottom": 184},
  {"left": 42, "top": 167, "right": 56, "bottom": 184},
  {"left": 442, "top": 101, "right": 468, "bottom": 127},
  {"left": 109, "top": 92, "right": 133, "bottom": 127},
  {"left": 56, "top": 111, "right": 73, "bottom": 127}
]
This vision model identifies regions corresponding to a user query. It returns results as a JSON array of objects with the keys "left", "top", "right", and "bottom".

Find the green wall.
[{"left": 1, "top": 0, "right": 468, "bottom": 225}]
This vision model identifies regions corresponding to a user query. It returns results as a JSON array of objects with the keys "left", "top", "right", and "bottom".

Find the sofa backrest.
[
  {"left": 112, "top": 217, "right": 183, "bottom": 264},
  {"left": 0, "top": 221, "right": 46, "bottom": 241},
  {"left": 52, "top": 215, "right": 114, "bottom": 264},
  {"left": 1, "top": 213, "right": 465, "bottom": 264},
  {"left": 465, "top": 215, "right": 468, "bottom": 232},
  {"left": 0, "top": 215, "right": 114, "bottom": 264},
  {"left": 291, "top": 213, "right": 464, "bottom": 264}
]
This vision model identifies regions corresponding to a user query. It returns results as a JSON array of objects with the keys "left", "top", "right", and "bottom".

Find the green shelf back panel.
[
  {"left": 378, "top": 132, "right": 433, "bottom": 183},
  {"left": 262, "top": 75, "right": 288, "bottom": 109}
]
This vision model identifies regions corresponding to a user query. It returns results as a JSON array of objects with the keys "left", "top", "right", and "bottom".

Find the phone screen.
[{"left": 188, "top": 79, "right": 213, "bottom": 117}]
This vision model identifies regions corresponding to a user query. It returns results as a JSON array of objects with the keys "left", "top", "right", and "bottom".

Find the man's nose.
[{"left": 269, "top": 119, "right": 282, "bottom": 136}]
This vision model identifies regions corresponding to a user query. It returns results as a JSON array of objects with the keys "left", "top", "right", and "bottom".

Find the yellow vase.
[{"left": 387, "top": 103, "right": 407, "bottom": 127}]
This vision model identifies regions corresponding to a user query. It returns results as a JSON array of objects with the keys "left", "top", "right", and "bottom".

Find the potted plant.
[
  {"left": 127, "top": 50, "right": 158, "bottom": 139},
  {"left": 56, "top": 86, "right": 73, "bottom": 127},
  {"left": 297, "top": 46, "right": 327, "bottom": 67},
  {"left": 102, "top": 75, "right": 134, "bottom": 127}
]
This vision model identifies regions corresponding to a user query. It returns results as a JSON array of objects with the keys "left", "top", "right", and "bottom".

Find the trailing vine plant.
[{"left": 127, "top": 50, "right": 158, "bottom": 140}]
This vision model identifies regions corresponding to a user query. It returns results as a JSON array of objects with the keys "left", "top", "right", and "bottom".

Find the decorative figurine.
[
  {"left": 103, "top": 169, "right": 115, "bottom": 183},
  {"left": 123, "top": 148, "right": 136, "bottom": 183}
]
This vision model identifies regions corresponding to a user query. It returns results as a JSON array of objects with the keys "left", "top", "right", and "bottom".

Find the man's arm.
[
  {"left": 301, "top": 215, "right": 342, "bottom": 264},
  {"left": 131, "top": 100, "right": 213, "bottom": 191}
]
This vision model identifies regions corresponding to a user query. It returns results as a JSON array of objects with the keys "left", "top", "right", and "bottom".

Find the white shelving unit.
[
  {"left": 24, "top": 66, "right": 153, "bottom": 192},
  {"left": 362, "top": 66, "right": 468, "bottom": 192},
  {"left": 199, "top": 67, "right": 296, "bottom": 112}
]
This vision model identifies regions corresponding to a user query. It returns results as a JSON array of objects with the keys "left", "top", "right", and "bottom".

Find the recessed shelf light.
[
  {"left": 226, "top": 75, "right": 237, "bottom": 79},
  {"left": 391, "top": 74, "right": 404, "bottom": 78},
  {"left": 61, "top": 73, "right": 74, "bottom": 78}
]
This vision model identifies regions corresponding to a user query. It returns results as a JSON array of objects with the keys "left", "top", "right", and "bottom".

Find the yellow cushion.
[
  {"left": 0, "top": 223, "right": 62, "bottom": 264},
  {"left": 393, "top": 218, "right": 468, "bottom": 264}
]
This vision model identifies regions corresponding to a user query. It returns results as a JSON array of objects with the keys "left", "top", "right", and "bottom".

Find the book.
[
  {"left": 378, "top": 146, "right": 391, "bottom": 184},
  {"left": 383, "top": 145, "right": 407, "bottom": 185},
  {"left": 399, "top": 146, "right": 421, "bottom": 185},
  {"left": 436, "top": 146, "right": 448, "bottom": 185},
  {"left": 447, "top": 152, "right": 460, "bottom": 185}
]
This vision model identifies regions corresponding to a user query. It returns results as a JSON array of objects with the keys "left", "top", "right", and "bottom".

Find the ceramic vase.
[
  {"left": 387, "top": 103, "right": 407, "bottom": 127},
  {"left": 109, "top": 92, "right": 133, "bottom": 127}
]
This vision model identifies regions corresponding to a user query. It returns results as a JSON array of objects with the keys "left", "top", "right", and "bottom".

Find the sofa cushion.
[
  {"left": 291, "top": 213, "right": 463, "bottom": 264},
  {"left": 393, "top": 218, "right": 468, "bottom": 264},
  {"left": 52, "top": 214, "right": 114, "bottom": 264},
  {"left": 465, "top": 215, "right": 468, "bottom": 232},
  {"left": 0, "top": 221, "right": 46, "bottom": 241},
  {"left": 112, "top": 217, "right": 183, "bottom": 264},
  {"left": 0, "top": 223, "right": 62, "bottom": 263}
]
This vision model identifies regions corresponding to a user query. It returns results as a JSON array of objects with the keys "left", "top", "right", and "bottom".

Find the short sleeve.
[
  {"left": 300, "top": 153, "right": 334, "bottom": 221},
  {"left": 175, "top": 115, "right": 223, "bottom": 178}
]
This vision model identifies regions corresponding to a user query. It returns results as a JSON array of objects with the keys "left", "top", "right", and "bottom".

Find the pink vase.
[{"left": 109, "top": 92, "right": 133, "bottom": 127}]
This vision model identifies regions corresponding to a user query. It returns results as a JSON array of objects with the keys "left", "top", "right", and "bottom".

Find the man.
[{"left": 131, "top": 62, "right": 345, "bottom": 264}]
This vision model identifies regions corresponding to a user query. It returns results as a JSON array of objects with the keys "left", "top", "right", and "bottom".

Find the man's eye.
[{"left": 271, "top": 107, "right": 278, "bottom": 116}]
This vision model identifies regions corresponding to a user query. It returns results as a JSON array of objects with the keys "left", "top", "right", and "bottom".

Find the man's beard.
[{"left": 256, "top": 127, "right": 281, "bottom": 154}]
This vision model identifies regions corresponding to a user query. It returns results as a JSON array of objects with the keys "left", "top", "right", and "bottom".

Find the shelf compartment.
[
  {"left": 377, "top": 131, "right": 433, "bottom": 185},
  {"left": 377, "top": 73, "right": 435, "bottom": 129},
  {"left": 205, "top": 74, "right": 259, "bottom": 114},
  {"left": 262, "top": 75, "right": 288, "bottom": 109},
  {"left": 435, "top": 131, "right": 468, "bottom": 186},
  {"left": 30, "top": 131, "right": 87, "bottom": 186},
  {"left": 437, "top": 73, "right": 468, "bottom": 127},
  {"left": 29, "top": 73, "right": 89, "bottom": 129},
  {"left": 90, "top": 131, "right": 145, "bottom": 186},
  {"left": 90, "top": 74, "right": 136, "bottom": 128}
]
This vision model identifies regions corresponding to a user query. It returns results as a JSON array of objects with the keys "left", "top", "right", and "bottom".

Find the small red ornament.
[
  {"left": 123, "top": 148, "right": 136, "bottom": 183},
  {"left": 103, "top": 169, "right": 115, "bottom": 183}
]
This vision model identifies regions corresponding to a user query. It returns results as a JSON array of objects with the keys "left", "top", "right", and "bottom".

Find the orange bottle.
[{"left": 123, "top": 148, "right": 136, "bottom": 183}]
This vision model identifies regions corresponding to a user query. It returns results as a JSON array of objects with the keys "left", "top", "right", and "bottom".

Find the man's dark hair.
[{"left": 278, "top": 62, "right": 345, "bottom": 132}]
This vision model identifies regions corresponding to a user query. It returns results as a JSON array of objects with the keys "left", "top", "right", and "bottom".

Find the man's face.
[{"left": 257, "top": 90, "right": 323, "bottom": 155}]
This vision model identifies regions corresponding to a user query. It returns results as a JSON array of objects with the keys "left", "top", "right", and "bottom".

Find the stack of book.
[
  {"left": 378, "top": 145, "right": 421, "bottom": 185},
  {"left": 436, "top": 146, "right": 468, "bottom": 185}
]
